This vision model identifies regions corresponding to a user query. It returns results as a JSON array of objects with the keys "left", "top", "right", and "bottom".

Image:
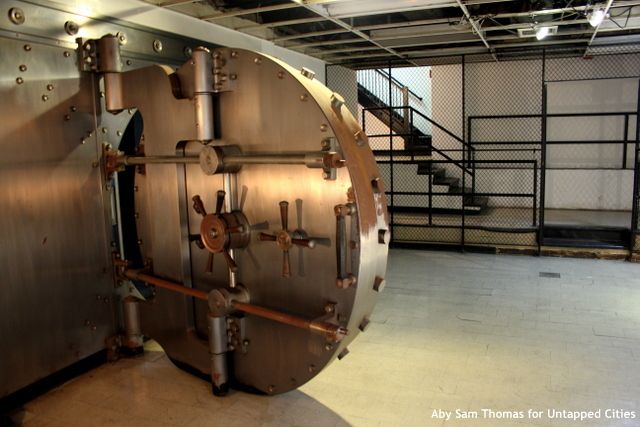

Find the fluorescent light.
[
  {"left": 589, "top": 8, "right": 606, "bottom": 27},
  {"left": 535, "top": 26, "right": 550, "bottom": 40}
]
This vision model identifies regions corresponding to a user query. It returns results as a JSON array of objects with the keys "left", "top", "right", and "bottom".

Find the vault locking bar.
[{"left": 120, "top": 269, "right": 347, "bottom": 342}]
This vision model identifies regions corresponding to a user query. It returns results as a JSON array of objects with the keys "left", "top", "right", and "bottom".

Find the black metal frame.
[{"left": 337, "top": 56, "right": 640, "bottom": 254}]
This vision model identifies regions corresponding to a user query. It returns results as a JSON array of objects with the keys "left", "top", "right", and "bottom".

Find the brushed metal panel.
[{"left": 0, "top": 37, "right": 115, "bottom": 397}]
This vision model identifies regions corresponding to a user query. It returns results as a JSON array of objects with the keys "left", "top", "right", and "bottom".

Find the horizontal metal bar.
[
  {"left": 200, "top": 3, "right": 302, "bottom": 21},
  {"left": 231, "top": 301, "right": 347, "bottom": 342},
  {"left": 469, "top": 112, "right": 636, "bottom": 119},
  {"left": 124, "top": 270, "right": 208, "bottom": 300},
  {"left": 390, "top": 223, "right": 538, "bottom": 233},
  {"left": 123, "top": 270, "right": 347, "bottom": 341},
  {"left": 376, "top": 159, "right": 537, "bottom": 164},
  {"left": 471, "top": 140, "right": 631, "bottom": 145},
  {"left": 388, "top": 191, "right": 535, "bottom": 197}
]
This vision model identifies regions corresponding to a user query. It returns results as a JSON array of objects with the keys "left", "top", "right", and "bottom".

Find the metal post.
[
  {"left": 122, "top": 296, "right": 143, "bottom": 354},
  {"left": 461, "top": 55, "right": 466, "bottom": 252},
  {"left": 388, "top": 60, "right": 394, "bottom": 242},
  {"left": 629, "top": 80, "right": 640, "bottom": 251},
  {"left": 208, "top": 314, "right": 229, "bottom": 396},
  {"left": 623, "top": 114, "right": 629, "bottom": 169},
  {"left": 428, "top": 162, "right": 433, "bottom": 226},
  {"left": 539, "top": 83, "right": 548, "bottom": 253},
  {"left": 533, "top": 162, "right": 538, "bottom": 227}
]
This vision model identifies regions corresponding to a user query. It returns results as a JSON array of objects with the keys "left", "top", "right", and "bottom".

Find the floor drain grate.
[{"left": 539, "top": 272, "right": 561, "bottom": 278}]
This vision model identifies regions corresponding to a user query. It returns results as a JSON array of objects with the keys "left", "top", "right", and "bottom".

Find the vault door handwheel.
[
  {"left": 259, "top": 201, "right": 316, "bottom": 278},
  {"left": 192, "top": 190, "right": 250, "bottom": 274}
]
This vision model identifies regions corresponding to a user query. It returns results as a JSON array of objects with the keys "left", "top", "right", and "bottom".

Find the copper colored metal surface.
[
  {"left": 231, "top": 301, "right": 347, "bottom": 342},
  {"left": 123, "top": 270, "right": 208, "bottom": 300}
]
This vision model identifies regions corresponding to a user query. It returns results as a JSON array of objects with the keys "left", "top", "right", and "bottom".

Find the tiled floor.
[{"left": 10, "top": 249, "right": 640, "bottom": 426}]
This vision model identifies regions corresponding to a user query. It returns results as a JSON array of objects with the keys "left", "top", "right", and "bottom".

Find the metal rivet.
[
  {"left": 19, "top": 64, "right": 27, "bottom": 72},
  {"left": 8, "top": 8, "right": 25, "bottom": 25},
  {"left": 101, "top": 127, "right": 108, "bottom": 134},
  {"left": 373, "top": 276, "right": 386, "bottom": 292},
  {"left": 117, "top": 131, "right": 122, "bottom": 136},
  {"left": 320, "top": 124, "right": 328, "bottom": 132},
  {"left": 183, "top": 46, "right": 193, "bottom": 57},
  {"left": 41, "top": 95, "right": 49, "bottom": 102},
  {"left": 330, "top": 92, "right": 345, "bottom": 112},
  {"left": 64, "top": 115, "right": 71, "bottom": 121},
  {"left": 277, "top": 71, "right": 285, "bottom": 79},
  {"left": 46, "top": 84, "right": 54, "bottom": 91},
  {"left": 324, "top": 343, "right": 333, "bottom": 351},
  {"left": 117, "top": 32, "right": 127, "bottom": 45},
  {"left": 230, "top": 73, "right": 237, "bottom": 80},
  {"left": 300, "top": 67, "right": 315, "bottom": 80},
  {"left": 81, "top": 138, "right": 86, "bottom": 144},
  {"left": 230, "top": 51, "right": 238, "bottom": 58},
  {"left": 16, "top": 77, "right": 23, "bottom": 85},
  {"left": 99, "top": 91, "right": 105, "bottom": 98},
  {"left": 70, "top": 106, "right": 77, "bottom": 112},
  {"left": 126, "top": 60, "right": 132, "bottom": 66},
  {"left": 23, "top": 44, "right": 31, "bottom": 51},
  {"left": 243, "top": 339, "right": 250, "bottom": 346},
  {"left": 267, "top": 385, "right": 275, "bottom": 393},
  {"left": 152, "top": 39, "right": 163, "bottom": 53},
  {"left": 308, "top": 364, "right": 316, "bottom": 373},
  {"left": 64, "top": 20, "right": 79, "bottom": 36},
  {"left": 137, "top": 239, "right": 143, "bottom": 245},
  {"left": 63, "top": 51, "right": 71, "bottom": 57},
  {"left": 300, "top": 94, "right": 308, "bottom": 102},
  {"left": 254, "top": 57, "right": 262, "bottom": 65}
]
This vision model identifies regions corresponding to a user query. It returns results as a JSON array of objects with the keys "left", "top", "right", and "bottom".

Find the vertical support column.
[
  {"left": 539, "top": 83, "right": 548, "bottom": 253},
  {"left": 538, "top": 50, "right": 547, "bottom": 254},
  {"left": 629, "top": 80, "right": 640, "bottom": 252},
  {"left": 208, "top": 314, "right": 229, "bottom": 396},
  {"left": 122, "top": 297, "right": 143, "bottom": 355},
  {"left": 388, "top": 60, "right": 394, "bottom": 243}
]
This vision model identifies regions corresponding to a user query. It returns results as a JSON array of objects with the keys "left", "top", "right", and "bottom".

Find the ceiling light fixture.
[
  {"left": 588, "top": 8, "right": 606, "bottom": 27},
  {"left": 535, "top": 26, "right": 550, "bottom": 40}
]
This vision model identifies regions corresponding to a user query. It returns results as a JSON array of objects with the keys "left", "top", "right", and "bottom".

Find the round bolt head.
[
  {"left": 152, "top": 39, "right": 163, "bottom": 53},
  {"left": 23, "top": 44, "right": 31, "bottom": 51},
  {"left": 63, "top": 51, "right": 71, "bottom": 57},
  {"left": 64, "top": 20, "right": 79, "bottom": 36},
  {"left": 9, "top": 8, "right": 25, "bottom": 25},
  {"left": 15, "top": 77, "right": 23, "bottom": 85},
  {"left": 41, "top": 95, "right": 49, "bottom": 102},
  {"left": 19, "top": 64, "right": 27, "bottom": 72},
  {"left": 46, "top": 84, "right": 54, "bottom": 91}
]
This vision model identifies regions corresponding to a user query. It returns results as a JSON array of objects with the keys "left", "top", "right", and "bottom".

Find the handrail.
[
  {"left": 373, "top": 69, "right": 423, "bottom": 101},
  {"left": 365, "top": 106, "right": 475, "bottom": 151},
  {"left": 469, "top": 112, "right": 636, "bottom": 119}
]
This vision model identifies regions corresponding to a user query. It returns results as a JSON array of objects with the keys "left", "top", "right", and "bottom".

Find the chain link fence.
[{"left": 326, "top": 46, "right": 640, "bottom": 252}]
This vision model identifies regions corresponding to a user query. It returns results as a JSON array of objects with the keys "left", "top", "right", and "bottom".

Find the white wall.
[
  {"left": 52, "top": 0, "right": 326, "bottom": 82},
  {"left": 431, "top": 55, "right": 640, "bottom": 211}
]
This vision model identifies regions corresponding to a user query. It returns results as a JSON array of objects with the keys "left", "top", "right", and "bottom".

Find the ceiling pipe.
[
  {"left": 455, "top": 0, "right": 498, "bottom": 61},
  {"left": 584, "top": 0, "right": 615, "bottom": 57}
]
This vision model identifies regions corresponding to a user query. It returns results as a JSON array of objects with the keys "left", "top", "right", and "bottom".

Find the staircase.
[
  {"left": 357, "top": 84, "right": 432, "bottom": 153},
  {"left": 357, "top": 68, "right": 489, "bottom": 216},
  {"left": 417, "top": 164, "right": 489, "bottom": 214}
]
